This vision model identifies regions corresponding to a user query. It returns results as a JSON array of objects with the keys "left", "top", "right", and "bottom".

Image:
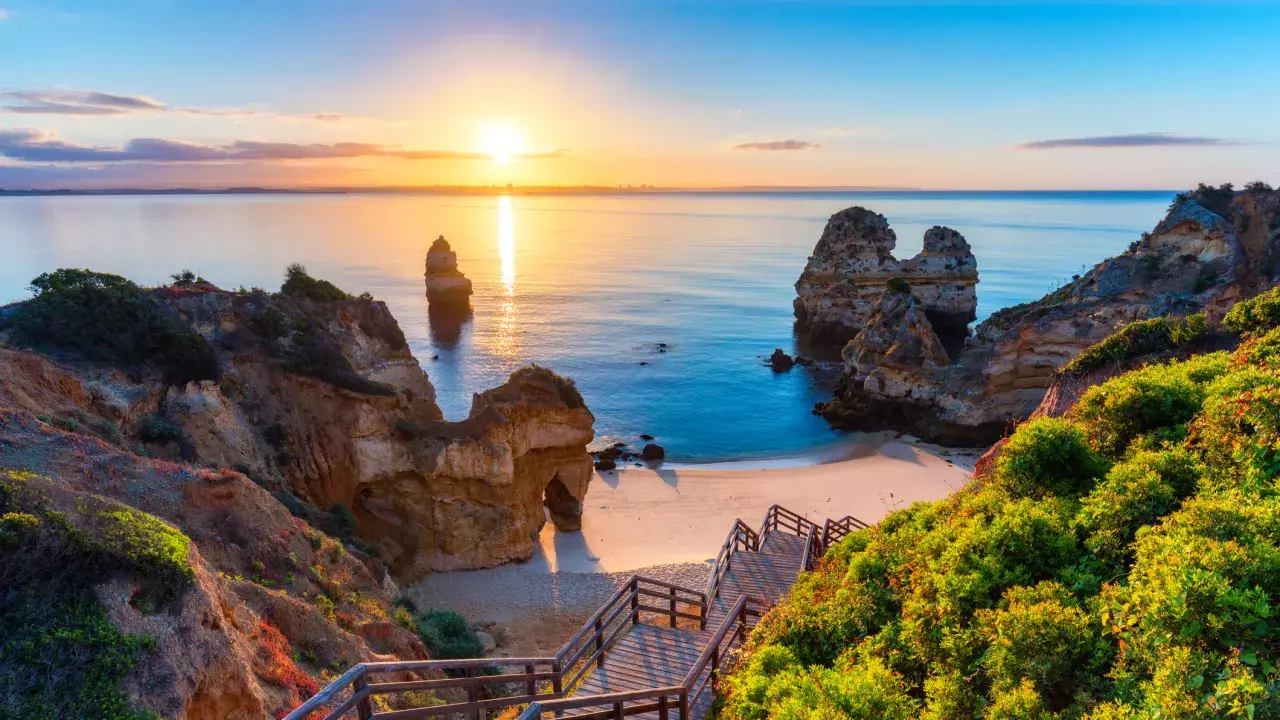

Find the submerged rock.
[
  {"left": 642, "top": 443, "right": 665, "bottom": 461},
  {"left": 768, "top": 348, "right": 795, "bottom": 371}
]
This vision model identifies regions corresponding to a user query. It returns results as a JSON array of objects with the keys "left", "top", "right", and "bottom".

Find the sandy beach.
[{"left": 407, "top": 432, "right": 978, "bottom": 656}]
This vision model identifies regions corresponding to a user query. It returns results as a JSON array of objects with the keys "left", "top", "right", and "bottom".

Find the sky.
[{"left": 0, "top": 0, "right": 1277, "bottom": 190}]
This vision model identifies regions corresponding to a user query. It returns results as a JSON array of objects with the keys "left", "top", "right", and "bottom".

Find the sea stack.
[
  {"left": 424, "top": 235, "right": 473, "bottom": 309},
  {"left": 793, "top": 207, "right": 978, "bottom": 350}
]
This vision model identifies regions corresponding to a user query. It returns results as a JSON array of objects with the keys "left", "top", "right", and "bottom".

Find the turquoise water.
[{"left": 0, "top": 191, "right": 1173, "bottom": 461}]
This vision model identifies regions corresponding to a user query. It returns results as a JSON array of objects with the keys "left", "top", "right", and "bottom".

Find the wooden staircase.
[{"left": 284, "top": 506, "right": 867, "bottom": 720}]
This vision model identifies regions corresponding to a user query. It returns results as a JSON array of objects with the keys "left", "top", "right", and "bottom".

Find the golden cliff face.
[{"left": 823, "top": 188, "right": 1280, "bottom": 445}]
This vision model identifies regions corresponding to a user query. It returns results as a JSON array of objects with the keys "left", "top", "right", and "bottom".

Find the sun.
[{"left": 480, "top": 123, "right": 526, "bottom": 164}]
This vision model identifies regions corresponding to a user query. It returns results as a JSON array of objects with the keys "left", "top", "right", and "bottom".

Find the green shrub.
[
  {"left": 413, "top": 610, "right": 482, "bottom": 660},
  {"left": 6, "top": 269, "right": 218, "bottom": 384},
  {"left": 1070, "top": 359, "right": 1210, "bottom": 459},
  {"left": 994, "top": 418, "right": 1109, "bottom": 498},
  {"left": 515, "top": 364, "right": 585, "bottom": 409},
  {"left": 886, "top": 277, "right": 911, "bottom": 294},
  {"left": 1224, "top": 286, "right": 1280, "bottom": 336},
  {"left": 1064, "top": 314, "right": 1209, "bottom": 374},
  {"left": 1077, "top": 449, "right": 1200, "bottom": 565},
  {"left": 141, "top": 415, "right": 185, "bottom": 444},
  {"left": 280, "top": 263, "right": 351, "bottom": 302},
  {"left": 722, "top": 649, "right": 920, "bottom": 720}
]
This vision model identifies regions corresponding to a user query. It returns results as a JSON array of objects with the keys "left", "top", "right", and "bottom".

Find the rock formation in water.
[
  {"left": 424, "top": 235, "right": 473, "bottom": 309},
  {"left": 821, "top": 184, "right": 1280, "bottom": 445},
  {"left": 794, "top": 207, "right": 978, "bottom": 349}
]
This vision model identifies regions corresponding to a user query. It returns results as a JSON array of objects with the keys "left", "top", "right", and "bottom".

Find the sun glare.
[{"left": 481, "top": 123, "right": 526, "bottom": 164}]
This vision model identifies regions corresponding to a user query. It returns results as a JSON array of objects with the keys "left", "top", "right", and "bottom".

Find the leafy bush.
[
  {"left": 516, "top": 364, "right": 586, "bottom": 409},
  {"left": 994, "top": 417, "right": 1109, "bottom": 497},
  {"left": 280, "top": 263, "right": 351, "bottom": 302},
  {"left": 1069, "top": 359, "right": 1213, "bottom": 459},
  {"left": 1064, "top": 314, "right": 1208, "bottom": 374},
  {"left": 1224, "top": 286, "right": 1280, "bottom": 336},
  {"left": 721, "top": 288, "right": 1280, "bottom": 719},
  {"left": 886, "top": 277, "right": 911, "bottom": 294},
  {"left": 5, "top": 269, "right": 219, "bottom": 384},
  {"left": 413, "top": 610, "right": 482, "bottom": 660},
  {"left": 1244, "top": 180, "right": 1273, "bottom": 193},
  {"left": 141, "top": 415, "right": 185, "bottom": 444}
]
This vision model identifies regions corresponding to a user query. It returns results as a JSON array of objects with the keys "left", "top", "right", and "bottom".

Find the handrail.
[
  {"left": 702, "top": 518, "right": 758, "bottom": 624},
  {"left": 287, "top": 505, "right": 853, "bottom": 720}
]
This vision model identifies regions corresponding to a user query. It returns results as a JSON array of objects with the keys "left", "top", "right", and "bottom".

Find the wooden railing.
[
  {"left": 820, "top": 515, "right": 869, "bottom": 549},
  {"left": 761, "top": 504, "right": 820, "bottom": 539},
  {"left": 282, "top": 657, "right": 561, "bottom": 720},
  {"left": 286, "top": 576, "right": 708, "bottom": 720},
  {"left": 516, "top": 595, "right": 763, "bottom": 720},
  {"left": 288, "top": 505, "right": 862, "bottom": 720},
  {"left": 703, "top": 519, "right": 759, "bottom": 619},
  {"left": 555, "top": 576, "right": 707, "bottom": 692}
]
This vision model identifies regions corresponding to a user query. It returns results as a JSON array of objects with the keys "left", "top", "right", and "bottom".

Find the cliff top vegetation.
[{"left": 723, "top": 286, "right": 1280, "bottom": 719}]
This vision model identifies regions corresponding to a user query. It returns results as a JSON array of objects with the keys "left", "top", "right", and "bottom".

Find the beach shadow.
[
  {"left": 879, "top": 441, "right": 927, "bottom": 466},
  {"left": 654, "top": 466, "right": 680, "bottom": 490},
  {"left": 596, "top": 469, "right": 620, "bottom": 489},
  {"left": 551, "top": 528, "right": 604, "bottom": 573}
]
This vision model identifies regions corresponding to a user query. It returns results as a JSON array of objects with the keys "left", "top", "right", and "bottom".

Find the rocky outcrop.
[
  {"left": 424, "top": 235, "right": 473, "bottom": 309},
  {"left": 794, "top": 207, "right": 978, "bottom": 348},
  {"left": 822, "top": 186, "right": 1280, "bottom": 445},
  {"left": 0, "top": 280, "right": 595, "bottom": 580}
]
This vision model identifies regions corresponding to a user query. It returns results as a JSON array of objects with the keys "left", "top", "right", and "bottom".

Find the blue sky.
[{"left": 1, "top": 1, "right": 1277, "bottom": 189}]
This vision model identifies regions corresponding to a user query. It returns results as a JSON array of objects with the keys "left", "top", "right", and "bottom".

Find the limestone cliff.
[
  {"left": 794, "top": 207, "right": 978, "bottom": 347},
  {"left": 0, "top": 276, "right": 595, "bottom": 580},
  {"left": 821, "top": 185, "right": 1280, "bottom": 445}
]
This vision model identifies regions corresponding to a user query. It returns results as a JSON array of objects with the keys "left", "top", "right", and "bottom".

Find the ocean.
[{"left": 0, "top": 190, "right": 1174, "bottom": 461}]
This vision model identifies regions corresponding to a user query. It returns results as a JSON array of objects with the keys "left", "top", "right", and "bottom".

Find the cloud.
[
  {"left": 0, "top": 9, "right": 11, "bottom": 21},
  {"left": 0, "top": 89, "right": 350, "bottom": 122},
  {"left": 0, "top": 128, "right": 566, "bottom": 163},
  {"left": 733, "top": 140, "right": 820, "bottom": 151},
  {"left": 1017, "top": 133, "right": 1247, "bottom": 149},
  {"left": 819, "top": 127, "right": 863, "bottom": 136}
]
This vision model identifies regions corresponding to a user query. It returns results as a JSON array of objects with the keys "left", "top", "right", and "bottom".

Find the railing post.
[
  {"left": 710, "top": 645, "right": 720, "bottom": 692},
  {"left": 630, "top": 579, "right": 639, "bottom": 626},
  {"left": 465, "top": 666, "right": 480, "bottom": 720},
  {"left": 659, "top": 694, "right": 670, "bottom": 720},
  {"left": 353, "top": 674, "right": 373, "bottom": 720},
  {"left": 553, "top": 659, "right": 563, "bottom": 696},
  {"left": 613, "top": 701, "right": 624, "bottom": 719},
  {"left": 526, "top": 663, "right": 536, "bottom": 697},
  {"left": 595, "top": 614, "right": 605, "bottom": 666},
  {"left": 679, "top": 691, "right": 689, "bottom": 720},
  {"left": 669, "top": 586, "right": 677, "bottom": 628}
]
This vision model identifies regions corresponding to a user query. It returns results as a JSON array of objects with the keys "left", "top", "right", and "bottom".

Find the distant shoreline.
[{"left": 0, "top": 186, "right": 1178, "bottom": 198}]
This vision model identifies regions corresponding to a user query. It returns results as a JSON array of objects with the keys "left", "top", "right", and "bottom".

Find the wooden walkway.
[
  {"left": 283, "top": 506, "right": 867, "bottom": 720},
  {"left": 567, "top": 533, "right": 807, "bottom": 720}
]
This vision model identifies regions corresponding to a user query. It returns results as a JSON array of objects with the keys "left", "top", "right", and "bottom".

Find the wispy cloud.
[
  {"left": 819, "top": 127, "right": 864, "bottom": 136},
  {"left": 0, "top": 128, "right": 568, "bottom": 163},
  {"left": 0, "top": 89, "right": 352, "bottom": 122},
  {"left": 1017, "top": 132, "right": 1247, "bottom": 149},
  {"left": 0, "top": 9, "right": 11, "bottom": 21},
  {"left": 733, "top": 140, "right": 820, "bottom": 151}
]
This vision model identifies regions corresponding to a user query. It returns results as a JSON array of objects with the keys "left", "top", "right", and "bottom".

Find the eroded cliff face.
[
  {"left": 822, "top": 187, "right": 1280, "bottom": 445},
  {"left": 1, "top": 284, "right": 595, "bottom": 580},
  {"left": 0, "top": 415, "right": 428, "bottom": 719},
  {"left": 794, "top": 207, "right": 978, "bottom": 348}
]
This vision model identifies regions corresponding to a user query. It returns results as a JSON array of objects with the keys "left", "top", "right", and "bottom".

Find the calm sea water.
[{"left": 0, "top": 191, "right": 1173, "bottom": 461}]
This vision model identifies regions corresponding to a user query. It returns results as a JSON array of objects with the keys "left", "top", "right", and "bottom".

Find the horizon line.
[{"left": 0, "top": 184, "right": 1182, "bottom": 196}]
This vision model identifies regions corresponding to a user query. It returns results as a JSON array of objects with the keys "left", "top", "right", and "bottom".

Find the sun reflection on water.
[
  {"left": 498, "top": 196, "right": 515, "bottom": 292},
  {"left": 493, "top": 196, "right": 520, "bottom": 361}
]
